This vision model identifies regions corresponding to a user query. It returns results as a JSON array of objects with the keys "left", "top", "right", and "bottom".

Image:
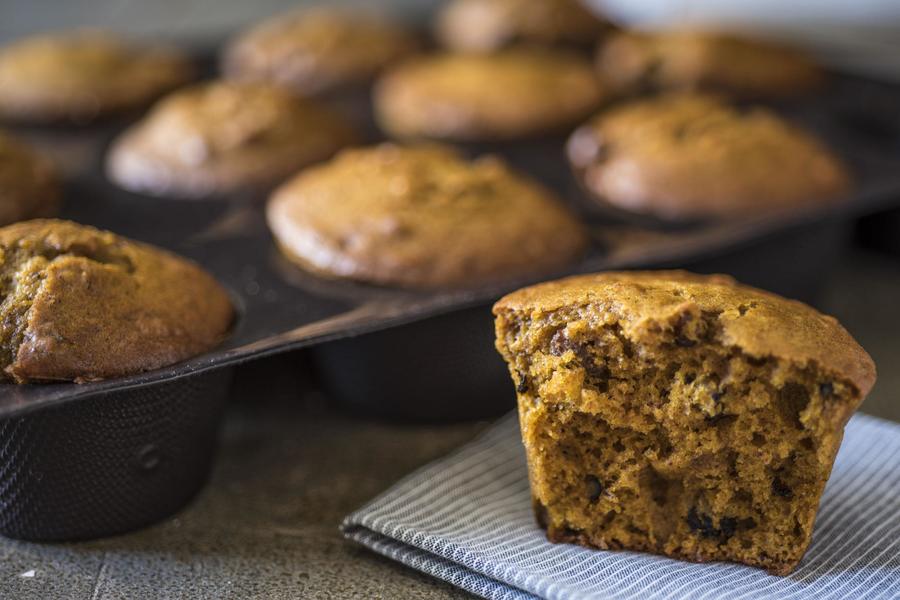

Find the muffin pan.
[{"left": 1, "top": 71, "right": 900, "bottom": 541}]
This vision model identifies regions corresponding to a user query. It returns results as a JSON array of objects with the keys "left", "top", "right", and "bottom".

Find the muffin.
[
  {"left": 267, "top": 143, "right": 589, "bottom": 288},
  {"left": 494, "top": 270, "right": 876, "bottom": 574},
  {"left": 0, "top": 31, "right": 193, "bottom": 124},
  {"left": 0, "top": 131, "right": 60, "bottom": 225},
  {"left": 597, "top": 31, "right": 824, "bottom": 99},
  {"left": 567, "top": 94, "right": 851, "bottom": 221},
  {"left": 106, "top": 81, "right": 356, "bottom": 198},
  {"left": 222, "top": 8, "right": 418, "bottom": 96},
  {"left": 0, "top": 219, "right": 233, "bottom": 383},
  {"left": 435, "top": 0, "right": 610, "bottom": 53},
  {"left": 375, "top": 49, "right": 606, "bottom": 141}
]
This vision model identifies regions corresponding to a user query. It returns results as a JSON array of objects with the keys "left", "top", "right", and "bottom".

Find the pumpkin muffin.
[
  {"left": 222, "top": 8, "right": 418, "bottom": 96},
  {"left": 567, "top": 94, "right": 850, "bottom": 220},
  {"left": 435, "top": 0, "right": 610, "bottom": 53},
  {"left": 375, "top": 49, "right": 606, "bottom": 141},
  {"left": 0, "top": 219, "right": 233, "bottom": 383},
  {"left": 494, "top": 270, "right": 876, "bottom": 574},
  {"left": 596, "top": 31, "right": 824, "bottom": 99},
  {"left": 267, "top": 143, "right": 589, "bottom": 288},
  {"left": 0, "top": 131, "right": 60, "bottom": 226},
  {"left": 0, "top": 31, "right": 193, "bottom": 124},
  {"left": 106, "top": 80, "right": 356, "bottom": 198}
]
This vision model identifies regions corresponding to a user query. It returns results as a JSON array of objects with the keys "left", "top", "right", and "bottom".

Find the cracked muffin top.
[
  {"left": 0, "top": 31, "right": 193, "bottom": 123},
  {"left": 267, "top": 143, "right": 589, "bottom": 288},
  {"left": 567, "top": 94, "right": 851, "bottom": 220},
  {"left": 0, "top": 132, "right": 60, "bottom": 226},
  {"left": 0, "top": 219, "right": 233, "bottom": 383},
  {"left": 375, "top": 48, "right": 606, "bottom": 141},
  {"left": 222, "top": 8, "right": 419, "bottom": 96},
  {"left": 435, "top": 0, "right": 610, "bottom": 53},
  {"left": 494, "top": 270, "right": 876, "bottom": 398},
  {"left": 106, "top": 80, "right": 356, "bottom": 198},
  {"left": 596, "top": 31, "right": 823, "bottom": 99}
]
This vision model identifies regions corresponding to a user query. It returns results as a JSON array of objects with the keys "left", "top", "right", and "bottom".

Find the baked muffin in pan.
[
  {"left": 375, "top": 49, "right": 606, "bottom": 141},
  {"left": 106, "top": 80, "right": 357, "bottom": 199},
  {"left": 0, "top": 30, "right": 193, "bottom": 124},
  {"left": 267, "top": 143, "right": 589, "bottom": 288},
  {"left": 567, "top": 94, "right": 850, "bottom": 221},
  {"left": 222, "top": 8, "right": 419, "bottom": 96},
  {"left": 0, "top": 131, "right": 60, "bottom": 225},
  {"left": 0, "top": 219, "right": 233, "bottom": 383},
  {"left": 494, "top": 270, "right": 875, "bottom": 574},
  {"left": 435, "top": 0, "right": 611, "bottom": 53},
  {"left": 596, "top": 30, "right": 824, "bottom": 100}
]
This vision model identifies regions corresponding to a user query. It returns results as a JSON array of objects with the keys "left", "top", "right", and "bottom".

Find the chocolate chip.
[
  {"left": 585, "top": 475, "right": 604, "bottom": 502},
  {"left": 705, "top": 413, "right": 735, "bottom": 425},
  {"left": 819, "top": 382, "right": 834, "bottom": 398},
  {"left": 747, "top": 355, "right": 768, "bottom": 367},
  {"left": 719, "top": 517, "right": 737, "bottom": 540},
  {"left": 687, "top": 508, "right": 737, "bottom": 541},
  {"left": 772, "top": 477, "right": 794, "bottom": 499},
  {"left": 675, "top": 336, "right": 697, "bottom": 348},
  {"left": 711, "top": 390, "right": 723, "bottom": 402},
  {"left": 684, "top": 373, "right": 696, "bottom": 384},
  {"left": 687, "top": 507, "right": 718, "bottom": 539},
  {"left": 584, "top": 361, "right": 611, "bottom": 386},
  {"left": 560, "top": 526, "right": 583, "bottom": 539},
  {"left": 515, "top": 370, "right": 529, "bottom": 393}
]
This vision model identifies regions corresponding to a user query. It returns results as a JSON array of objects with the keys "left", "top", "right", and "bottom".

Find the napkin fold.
[{"left": 342, "top": 412, "right": 900, "bottom": 600}]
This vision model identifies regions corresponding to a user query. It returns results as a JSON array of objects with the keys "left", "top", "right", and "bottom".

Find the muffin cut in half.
[{"left": 493, "top": 271, "right": 876, "bottom": 574}]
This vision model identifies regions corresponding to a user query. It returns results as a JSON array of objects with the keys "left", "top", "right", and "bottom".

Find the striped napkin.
[{"left": 342, "top": 412, "right": 900, "bottom": 600}]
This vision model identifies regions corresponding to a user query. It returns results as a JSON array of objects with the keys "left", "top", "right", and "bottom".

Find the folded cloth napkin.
[{"left": 342, "top": 412, "right": 900, "bottom": 600}]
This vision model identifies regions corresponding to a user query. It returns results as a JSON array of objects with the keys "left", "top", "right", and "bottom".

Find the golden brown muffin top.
[
  {"left": 127, "top": 81, "right": 352, "bottom": 165},
  {"left": 597, "top": 30, "right": 823, "bottom": 99},
  {"left": 106, "top": 80, "right": 356, "bottom": 197},
  {"left": 567, "top": 94, "right": 850, "bottom": 220},
  {"left": 435, "top": 0, "right": 609, "bottom": 52},
  {"left": 0, "top": 219, "right": 233, "bottom": 383},
  {"left": 222, "top": 8, "right": 418, "bottom": 95},
  {"left": 375, "top": 49, "right": 606, "bottom": 141},
  {"left": 0, "top": 31, "right": 193, "bottom": 123},
  {"left": 0, "top": 132, "right": 60, "bottom": 226},
  {"left": 494, "top": 270, "right": 876, "bottom": 397},
  {"left": 267, "top": 143, "right": 589, "bottom": 288}
]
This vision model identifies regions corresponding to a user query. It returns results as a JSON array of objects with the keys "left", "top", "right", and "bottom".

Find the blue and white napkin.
[{"left": 342, "top": 412, "right": 900, "bottom": 600}]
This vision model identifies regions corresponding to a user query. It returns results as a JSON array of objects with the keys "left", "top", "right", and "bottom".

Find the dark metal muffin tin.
[{"left": 2, "top": 72, "right": 900, "bottom": 541}]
